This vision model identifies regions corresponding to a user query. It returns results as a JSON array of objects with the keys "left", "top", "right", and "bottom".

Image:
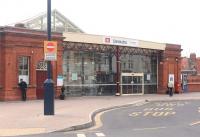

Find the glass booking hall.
[{"left": 62, "top": 43, "right": 160, "bottom": 96}]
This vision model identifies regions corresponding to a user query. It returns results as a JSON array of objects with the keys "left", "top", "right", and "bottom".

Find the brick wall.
[
  {"left": 196, "top": 58, "right": 200, "bottom": 74},
  {"left": 187, "top": 75, "right": 200, "bottom": 92},
  {"left": 181, "top": 53, "right": 200, "bottom": 92},
  {"left": 0, "top": 30, "right": 4, "bottom": 100},
  {"left": 0, "top": 26, "right": 63, "bottom": 101},
  {"left": 181, "top": 57, "right": 189, "bottom": 70},
  {"left": 158, "top": 44, "right": 182, "bottom": 94}
]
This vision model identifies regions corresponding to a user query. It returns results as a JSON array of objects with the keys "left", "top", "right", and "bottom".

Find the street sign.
[
  {"left": 44, "top": 41, "right": 57, "bottom": 61},
  {"left": 47, "top": 42, "right": 55, "bottom": 52}
]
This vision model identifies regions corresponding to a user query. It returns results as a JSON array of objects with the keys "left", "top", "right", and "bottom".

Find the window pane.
[
  {"left": 22, "top": 70, "right": 28, "bottom": 75},
  {"left": 19, "top": 70, "right": 22, "bottom": 75},
  {"left": 18, "top": 56, "right": 29, "bottom": 84}
]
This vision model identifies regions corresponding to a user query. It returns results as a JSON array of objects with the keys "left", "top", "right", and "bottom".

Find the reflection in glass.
[{"left": 63, "top": 51, "right": 158, "bottom": 96}]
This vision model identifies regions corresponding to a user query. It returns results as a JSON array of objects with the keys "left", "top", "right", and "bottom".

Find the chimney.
[{"left": 190, "top": 53, "right": 196, "bottom": 62}]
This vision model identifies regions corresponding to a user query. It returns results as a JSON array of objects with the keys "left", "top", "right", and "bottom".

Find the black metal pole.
[
  {"left": 44, "top": 0, "right": 54, "bottom": 115},
  {"left": 116, "top": 46, "right": 120, "bottom": 96}
]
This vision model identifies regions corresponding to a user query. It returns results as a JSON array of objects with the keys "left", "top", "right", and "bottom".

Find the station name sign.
[{"left": 103, "top": 36, "right": 139, "bottom": 47}]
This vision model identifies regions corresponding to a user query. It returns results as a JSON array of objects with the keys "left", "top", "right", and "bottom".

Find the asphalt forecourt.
[
  {"left": 60, "top": 100, "right": 200, "bottom": 137},
  {"left": 95, "top": 100, "right": 200, "bottom": 137}
]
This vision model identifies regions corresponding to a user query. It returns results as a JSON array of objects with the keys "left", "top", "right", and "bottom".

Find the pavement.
[{"left": 1, "top": 92, "right": 200, "bottom": 136}]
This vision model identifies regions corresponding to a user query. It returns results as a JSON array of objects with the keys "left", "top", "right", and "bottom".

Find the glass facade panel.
[
  {"left": 63, "top": 49, "right": 158, "bottom": 96},
  {"left": 63, "top": 51, "right": 116, "bottom": 96},
  {"left": 121, "top": 54, "right": 157, "bottom": 94}
]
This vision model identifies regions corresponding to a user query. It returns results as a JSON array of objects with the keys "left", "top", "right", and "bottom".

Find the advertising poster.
[
  {"left": 147, "top": 74, "right": 151, "bottom": 81},
  {"left": 72, "top": 73, "right": 78, "bottom": 81},
  {"left": 168, "top": 74, "right": 174, "bottom": 84},
  {"left": 57, "top": 75, "right": 63, "bottom": 86}
]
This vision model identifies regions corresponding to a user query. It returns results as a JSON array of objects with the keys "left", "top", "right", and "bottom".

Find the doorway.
[
  {"left": 36, "top": 70, "right": 47, "bottom": 99},
  {"left": 121, "top": 73, "right": 144, "bottom": 95}
]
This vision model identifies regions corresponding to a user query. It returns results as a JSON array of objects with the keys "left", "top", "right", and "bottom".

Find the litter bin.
[
  {"left": 175, "top": 82, "right": 180, "bottom": 93},
  {"left": 59, "top": 85, "right": 65, "bottom": 100},
  {"left": 183, "top": 84, "right": 188, "bottom": 93}
]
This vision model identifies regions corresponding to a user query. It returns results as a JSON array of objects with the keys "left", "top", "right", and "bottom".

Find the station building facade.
[
  {"left": 62, "top": 33, "right": 182, "bottom": 96},
  {"left": 0, "top": 9, "right": 182, "bottom": 101},
  {"left": 0, "top": 25, "right": 182, "bottom": 101}
]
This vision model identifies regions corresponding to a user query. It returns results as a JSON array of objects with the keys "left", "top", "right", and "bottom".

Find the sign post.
[{"left": 44, "top": 0, "right": 55, "bottom": 115}]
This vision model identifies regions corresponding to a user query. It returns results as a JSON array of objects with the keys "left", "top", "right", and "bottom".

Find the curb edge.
[{"left": 55, "top": 100, "right": 145, "bottom": 132}]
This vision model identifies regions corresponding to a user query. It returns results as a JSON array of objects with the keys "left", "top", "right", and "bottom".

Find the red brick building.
[
  {"left": 0, "top": 10, "right": 182, "bottom": 101},
  {"left": 158, "top": 44, "right": 182, "bottom": 94},
  {"left": 0, "top": 25, "right": 182, "bottom": 101},
  {"left": 0, "top": 26, "right": 63, "bottom": 100},
  {"left": 181, "top": 53, "right": 200, "bottom": 92}
]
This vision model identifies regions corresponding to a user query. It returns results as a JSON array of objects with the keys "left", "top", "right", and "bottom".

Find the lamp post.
[
  {"left": 175, "top": 57, "right": 179, "bottom": 93},
  {"left": 176, "top": 58, "right": 178, "bottom": 80},
  {"left": 44, "top": 0, "right": 54, "bottom": 115}
]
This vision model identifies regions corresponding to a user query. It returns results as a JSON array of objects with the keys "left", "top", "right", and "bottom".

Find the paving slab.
[{"left": 0, "top": 93, "right": 200, "bottom": 136}]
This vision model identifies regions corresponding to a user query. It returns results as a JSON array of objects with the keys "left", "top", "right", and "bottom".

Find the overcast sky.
[{"left": 0, "top": 0, "right": 199, "bottom": 57}]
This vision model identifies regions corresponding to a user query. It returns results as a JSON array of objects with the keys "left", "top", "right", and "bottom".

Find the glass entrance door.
[{"left": 121, "top": 73, "right": 144, "bottom": 95}]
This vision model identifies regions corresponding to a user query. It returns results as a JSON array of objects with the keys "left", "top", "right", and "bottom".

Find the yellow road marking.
[
  {"left": 129, "top": 111, "right": 176, "bottom": 117},
  {"left": 190, "top": 121, "right": 200, "bottom": 126},
  {"left": 198, "top": 107, "right": 200, "bottom": 113},
  {"left": 89, "top": 110, "right": 110, "bottom": 130},
  {"left": 163, "top": 111, "right": 176, "bottom": 116},
  {"left": 133, "top": 127, "right": 166, "bottom": 131},
  {"left": 91, "top": 106, "right": 135, "bottom": 130},
  {"left": 155, "top": 102, "right": 187, "bottom": 107},
  {"left": 0, "top": 128, "right": 45, "bottom": 136},
  {"left": 96, "top": 132, "right": 105, "bottom": 136},
  {"left": 143, "top": 112, "right": 153, "bottom": 116},
  {"left": 144, "top": 108, "right": 174, "bottom": 111},
  {"left": 152, "top": 112, "right": 165, "bottom": 117},
  {"left": 77, "top": 133, "right": 86, "bottom": 137},
  {"left": 129, "top": 112, "right": 142, "bottom": 117},
  {"left": 93, "top": 112, "right": 104, "bottom": 129}
]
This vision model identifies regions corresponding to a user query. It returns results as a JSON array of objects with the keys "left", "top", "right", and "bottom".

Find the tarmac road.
[
  {"left": 95, "top": 100, "right": 200, "bottom": 137},
  {"left": 19, "top": 100, "right": 200, "bottom": 137}
]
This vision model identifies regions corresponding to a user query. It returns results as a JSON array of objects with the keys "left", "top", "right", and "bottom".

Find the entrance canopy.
[
  {"left": 63, "top": 32, "right": 166, "bottom": 50},
  {"left": 63, "top": 41, "right": 162, "bottom": 57}
]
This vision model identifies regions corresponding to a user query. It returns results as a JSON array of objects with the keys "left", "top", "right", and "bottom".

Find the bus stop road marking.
[
  {"left": 190, "top": 121, "right": 200, "bottom": 126},
  {"left": 129, "top": 111, "right": 176, "bottom": 117}
]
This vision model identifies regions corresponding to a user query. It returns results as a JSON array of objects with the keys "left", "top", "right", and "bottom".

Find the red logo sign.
[{"left": 105, "top": 37, "right": 110, "bottom": 43}]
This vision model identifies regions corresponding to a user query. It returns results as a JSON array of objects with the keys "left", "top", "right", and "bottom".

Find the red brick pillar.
[{"left": 158, "top": 44, "right": 182, "bottom": 94}]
